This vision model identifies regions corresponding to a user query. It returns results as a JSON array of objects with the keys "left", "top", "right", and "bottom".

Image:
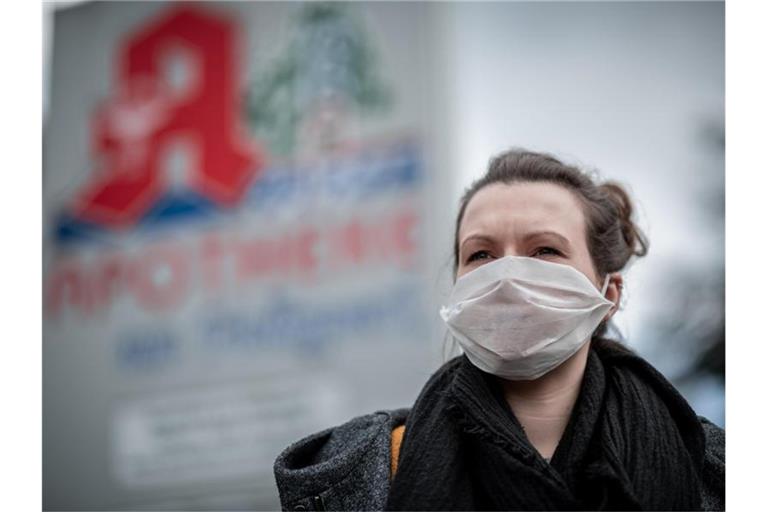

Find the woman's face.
[{"left": 457, "top": 182, "right": 621, "bottom": 310}]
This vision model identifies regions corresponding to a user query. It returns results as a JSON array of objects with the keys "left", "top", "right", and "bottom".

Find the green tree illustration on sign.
[{"left": 245, "top": 2, "right": 393, "bottom": 157}]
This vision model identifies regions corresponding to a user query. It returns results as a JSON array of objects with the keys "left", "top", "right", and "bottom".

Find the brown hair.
[{"left": 451, "top": 148, "right": 649, "bottom": 341}]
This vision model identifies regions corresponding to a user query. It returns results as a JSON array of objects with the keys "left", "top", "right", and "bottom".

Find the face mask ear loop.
[{"left": 600, "top": 274, "right": 612, "bottom": 296}]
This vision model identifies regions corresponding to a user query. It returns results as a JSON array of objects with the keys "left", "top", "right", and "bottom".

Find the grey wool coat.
[{"left": 273, "top": 408, "right": 725, "bottom": 512}]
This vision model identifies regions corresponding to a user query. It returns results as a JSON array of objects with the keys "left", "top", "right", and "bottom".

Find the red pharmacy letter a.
[{"left": 75, "top": 6, "right": 262, "bottom": 227}]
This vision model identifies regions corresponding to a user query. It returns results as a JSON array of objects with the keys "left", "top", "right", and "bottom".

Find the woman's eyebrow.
[
  {"left": 523, "top": 231, "right": 572, "bottom": 247},
  {"left": 459, "top": 233, "right": 496, "bottom": 251}
]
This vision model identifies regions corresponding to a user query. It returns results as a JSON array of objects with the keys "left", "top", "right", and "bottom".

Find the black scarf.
[{"left": 386, "top": 340, "right": 705, "bottom": 511}]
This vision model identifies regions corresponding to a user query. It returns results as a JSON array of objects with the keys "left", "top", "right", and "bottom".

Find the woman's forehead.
[{"left": 459, "top": 182, "right": 587, "bottom": 242}]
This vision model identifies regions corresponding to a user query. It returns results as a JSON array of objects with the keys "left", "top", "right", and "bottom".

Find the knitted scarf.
[{"left": 386, "top": 340, "right": 705, "bottom": 511}]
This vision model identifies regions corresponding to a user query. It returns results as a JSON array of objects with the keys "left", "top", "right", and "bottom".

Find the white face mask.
[{"left": 440, "top": 255, "right": 615, "bottom": 380}]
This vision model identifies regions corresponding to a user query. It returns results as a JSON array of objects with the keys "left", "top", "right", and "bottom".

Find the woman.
[{"left": 273, "top": 149, "right": 725, "bottom": 511}]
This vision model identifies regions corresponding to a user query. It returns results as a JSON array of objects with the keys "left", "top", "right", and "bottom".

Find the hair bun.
[{"left": 600, "top": 182, "right": 649, "bottom": 258}]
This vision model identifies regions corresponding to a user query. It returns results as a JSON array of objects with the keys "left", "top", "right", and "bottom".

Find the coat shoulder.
[{"left": 273, "top": 408, "right": 409, "bottom": 511}]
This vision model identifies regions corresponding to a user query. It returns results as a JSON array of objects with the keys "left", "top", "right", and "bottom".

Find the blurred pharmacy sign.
[{"left": 44, "top": 2, "right": 438, "bottom": 509}]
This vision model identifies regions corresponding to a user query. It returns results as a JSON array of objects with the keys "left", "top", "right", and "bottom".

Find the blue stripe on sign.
[{"left": 53, "top": 144, "right": 423, "bottom": 246}]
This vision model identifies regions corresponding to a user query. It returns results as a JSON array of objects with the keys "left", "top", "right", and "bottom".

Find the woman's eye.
[
  {"left": 467, "top": 250, "right": 492, "bottom": 263},
  {"left": 533, "top": 247, "right": 562, "bottom": 257}
]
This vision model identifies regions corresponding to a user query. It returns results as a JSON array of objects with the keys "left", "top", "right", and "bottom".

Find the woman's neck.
[{"left": 498, "top": 342, "right": 590, "bottom": 460}]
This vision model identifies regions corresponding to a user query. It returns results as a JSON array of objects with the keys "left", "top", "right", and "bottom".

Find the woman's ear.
[{"left": 605, "top": 273, "right": 623, "bottom": 319}]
